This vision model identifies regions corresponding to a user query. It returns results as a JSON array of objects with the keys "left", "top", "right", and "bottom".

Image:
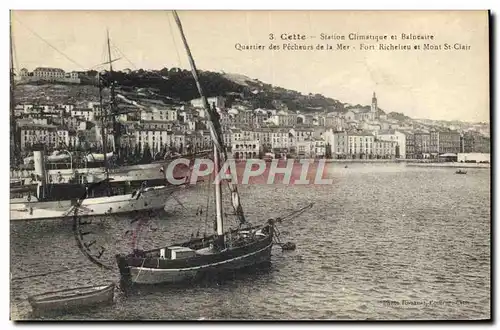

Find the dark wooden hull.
[
  {"left": 28, "top": 283, "right": 115, "bottom": 316},
  {"left": 116, "top": 225, "right": 274, "bottom": 285}
]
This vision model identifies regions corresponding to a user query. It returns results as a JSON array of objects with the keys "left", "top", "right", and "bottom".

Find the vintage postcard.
[{"left": 9, "top": 10, "right": 490, "bottom": 321}]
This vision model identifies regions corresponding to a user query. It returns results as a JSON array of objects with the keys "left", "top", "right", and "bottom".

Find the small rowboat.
[{"left": 28, "top": 282, "right": 115, "bottom": 315}]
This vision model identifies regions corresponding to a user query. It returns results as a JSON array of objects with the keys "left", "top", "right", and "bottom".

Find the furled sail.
[
  {"left": 208, "top": 104, "right": 247, "bottom": 224},
  {"left": 47, "top": 153, "right": 71, "bottom": 162},
  {"left": 24, "top": 152, "right": 71, "bottom": 164},
  {"left": 85, "top": 152, "right": 114, "bottom": 162},
  {"left": 172, "top": 11, "right": 247, "bottom": 225}
]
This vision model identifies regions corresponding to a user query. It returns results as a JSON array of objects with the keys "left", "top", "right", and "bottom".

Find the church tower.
[
  {"left": 371, "top": 92, "right": 377, "bottom": 113},
  {"left": 371, "top": 92, "right": 378, "bottom": 119}
]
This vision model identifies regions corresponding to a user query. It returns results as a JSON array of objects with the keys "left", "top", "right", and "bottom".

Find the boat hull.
[
  {"left": 117, "top": 226, "right": 275, "bottom": 285},
  {"left": 10, "top": 186, "right": 177, "bottom": 222},
  {"left": 11, "top": 163, "right": 165, "bottom": 184},
  {"left": 28, "top": 283, "right": 115, "bottom": 315},
  {"left": 128, "top": 242, "right": 273, "bottom": 284}
]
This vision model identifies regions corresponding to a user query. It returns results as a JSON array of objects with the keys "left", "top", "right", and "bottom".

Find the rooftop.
[
  {"left": 141, "top": 120, "right": 176, "bottom": 124},
  {"left": 33, "top": 67, "right": 65, "bottom": 73},
  {"left": 348, "top": 131, "right": 374, "bottom": 137},
  {"left": 72, "top": 108, "right": 92, "bottom": 112},
  {"left": 378, "top": 129, "right": 396, "bottom": 135},
  {"left": 19, "top": 123, "right": 59, "bottom": 130}
]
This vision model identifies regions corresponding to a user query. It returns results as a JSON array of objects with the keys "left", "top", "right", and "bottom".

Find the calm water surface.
[{"left": 10, "top": 163, "right": 491, "bottom": 320}]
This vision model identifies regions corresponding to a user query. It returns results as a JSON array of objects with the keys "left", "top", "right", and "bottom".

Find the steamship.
[
  {"left": 9, "top": 29, "right": 204, "bottom": 222},
  {"left": 10, "top": 148, "right": 188, "bottom": 222}
]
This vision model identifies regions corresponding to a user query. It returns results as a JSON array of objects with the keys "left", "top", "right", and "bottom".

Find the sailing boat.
[
  {"left": 10, "top": 31, "right": 188, "bottom": 222},
  {"left": 10, "top": 30, "right": 203, "bottom": 186},
  {"left": 115, "top": 11, "right": 313, "bottom": 285}
]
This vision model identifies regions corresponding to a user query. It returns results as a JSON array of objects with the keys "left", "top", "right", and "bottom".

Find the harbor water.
[{"left": 10, "top": 163, "right": 490, "bottom": 320}]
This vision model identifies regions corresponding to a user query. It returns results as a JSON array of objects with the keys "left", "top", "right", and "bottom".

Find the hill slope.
[
  {"left": 15, "top": 69, "right": 354, "bottom": 114},
  {"left": 14, "top": 83, "right": 106, "bottom": 104}
]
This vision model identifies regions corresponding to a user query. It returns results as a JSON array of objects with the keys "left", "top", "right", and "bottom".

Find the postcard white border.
[{"left": 2, "top": 1, "right": 497, "bottom": 329}]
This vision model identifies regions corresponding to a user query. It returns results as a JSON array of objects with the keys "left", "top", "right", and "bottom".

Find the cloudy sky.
[{"left": 11, "top": 10, "right": 489, "bottom": 122}]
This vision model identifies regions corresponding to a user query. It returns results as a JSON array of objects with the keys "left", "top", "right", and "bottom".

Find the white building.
[
  {"left": 313, "top": 138, "right": 326, "bottom": 158},
  {"left": 374, "top": 129, "right": 407, "bottom": 159},
  {"left": 457, "top": 153, "right": 490, "bottom": 163},
  {"left": 347, "top": 132, "right": 375, "bottom": 158},
  {"left": 19, "top": 124, "right": 67, "bottom": 150},
  {"left": 289, "top": 127, "right": 314, "bottom": 143},
  {"left": 271, "top": 129, "right": 291, "bottom": 151},
  {"left": 19, "top": 67, "right": 81, "bottom": 84},
  {"left": 70, "top": 108, "right": 94, "bottom": 122},
  {"left": 140, "top": 108, "right": 177, "bottom": 122},
  {"left": 190, "top": 96, "right": 226, "bottom": 109},
  {"left": 296, "top": 139, "right": 314, "bottom": 158},
  {"left": 232, "top": 140, "right": 260, "bottom": 159},
  {"left": 373, "top": 140, "right": 397, "bottom": 159},
  {"left": 135, "top": 128, "right": 173, "bottom": 155}
]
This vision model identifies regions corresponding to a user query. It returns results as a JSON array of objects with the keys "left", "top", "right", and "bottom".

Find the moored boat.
[
  {"left": 10, "top": 184, "right": 178, "bottom": 221},
  {"left": 456, "top": 169, "right": 467, "bottom": 174},
  {"left": 9, "top": 49, "right": 199, "bottom": 222},
  {"left": 28, "top": 282, "right": 115, "bottom": 315},
  {"left": 115, "top": 11, "right": 313, "bottom": 286},
  {"left": 9, "top": 149, "right": 192, "bottom": 222},
  {"left": 116, "top": 223, "right": 276, "bottom": 285}
]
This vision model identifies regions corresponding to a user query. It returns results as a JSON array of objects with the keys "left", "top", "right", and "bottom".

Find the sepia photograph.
[{"left": 8, "top": 9, "right": 491, "bottom": 321}]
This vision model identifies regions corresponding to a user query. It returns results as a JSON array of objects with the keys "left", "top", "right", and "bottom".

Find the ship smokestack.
[{"left": 33, "top": 149, "right": 47, "bottom": 199}]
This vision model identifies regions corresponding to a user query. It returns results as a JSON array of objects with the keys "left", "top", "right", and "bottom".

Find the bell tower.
[
  {"left": 371, "top": 92, "right": 377, "bottom": 114},
  {"left": 371, "top": 92, "right": 378, "bottom": 120}
]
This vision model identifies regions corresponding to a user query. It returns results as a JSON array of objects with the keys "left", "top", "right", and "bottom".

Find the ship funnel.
[
  {"left": 32, "top": 147, "right": 47, "bottom": 200},
  {"left": 33, "top": 150, "right": 46, "bottom": 184}
]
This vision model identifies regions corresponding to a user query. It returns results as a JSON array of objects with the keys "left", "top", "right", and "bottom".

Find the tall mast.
[
  {"left": 172, "top": 11, "right": 225, "bottom": 236},
  {"left": 173, "top": 10, "right": 248, "bottom": 235},
  {"left": 10, "top": 13, "right": 19, "bottom": 165},
  {"left": 213, "top": 145, "right": 224, "bottom": 236},
  {"left": 98, "top": 73, "right": 109, "bottom": 180},
  {"left": 106, "top": 29, "right": 120, "bottom": 162}
]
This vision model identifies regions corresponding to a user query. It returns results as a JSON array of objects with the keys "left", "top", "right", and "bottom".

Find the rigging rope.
[
  {"left": 167, "top": 12, "right": 184, "bottom": 70},
  {"left": 88, "top": 38, "right": 110, "bottom": 72},
  {"left": 11, "top": 32, "right": 19, "bottom": 75},
  {"left": 111, "top": 32, "right": 180, "bottom": 84},
  {"left": 172, "top": 11, "right": 247, "bottom": 226},
  {"left": 275, "top": 203, "right": 315, "bottom": 223},
  {"left": 12, "top": 15, "right": 87, "bottom": 70},
  {"left": 111, "top": 43, "right": 137, "bottom": 70}
]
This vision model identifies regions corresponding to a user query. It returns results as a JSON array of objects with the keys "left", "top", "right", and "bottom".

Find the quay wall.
[{"left": 406, "top": 162, "right": 490, "bottom": 169}]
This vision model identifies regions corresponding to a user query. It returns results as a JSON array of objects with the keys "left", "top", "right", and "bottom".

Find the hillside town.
[{"left": 12, "top": 67, "right": 490, "bottom": 167}]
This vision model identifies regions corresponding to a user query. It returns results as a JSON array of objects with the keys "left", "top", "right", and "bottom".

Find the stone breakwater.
[{"left": 406, "top": 162, "right": 490, "bottom": 168}]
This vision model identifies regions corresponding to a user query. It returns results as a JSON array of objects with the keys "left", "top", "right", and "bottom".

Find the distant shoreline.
[
  {"left": 321, "top": 159, "right": 490, "bottom": 168},
  {"left": 404, "top": 162, "right": 490, "bottom": 169},
  {"left": 321, "top": 159, "right": 490, "bottom": 167},
  {"left": 323, "top": 159, "right": 398, "bottom": 163}
]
